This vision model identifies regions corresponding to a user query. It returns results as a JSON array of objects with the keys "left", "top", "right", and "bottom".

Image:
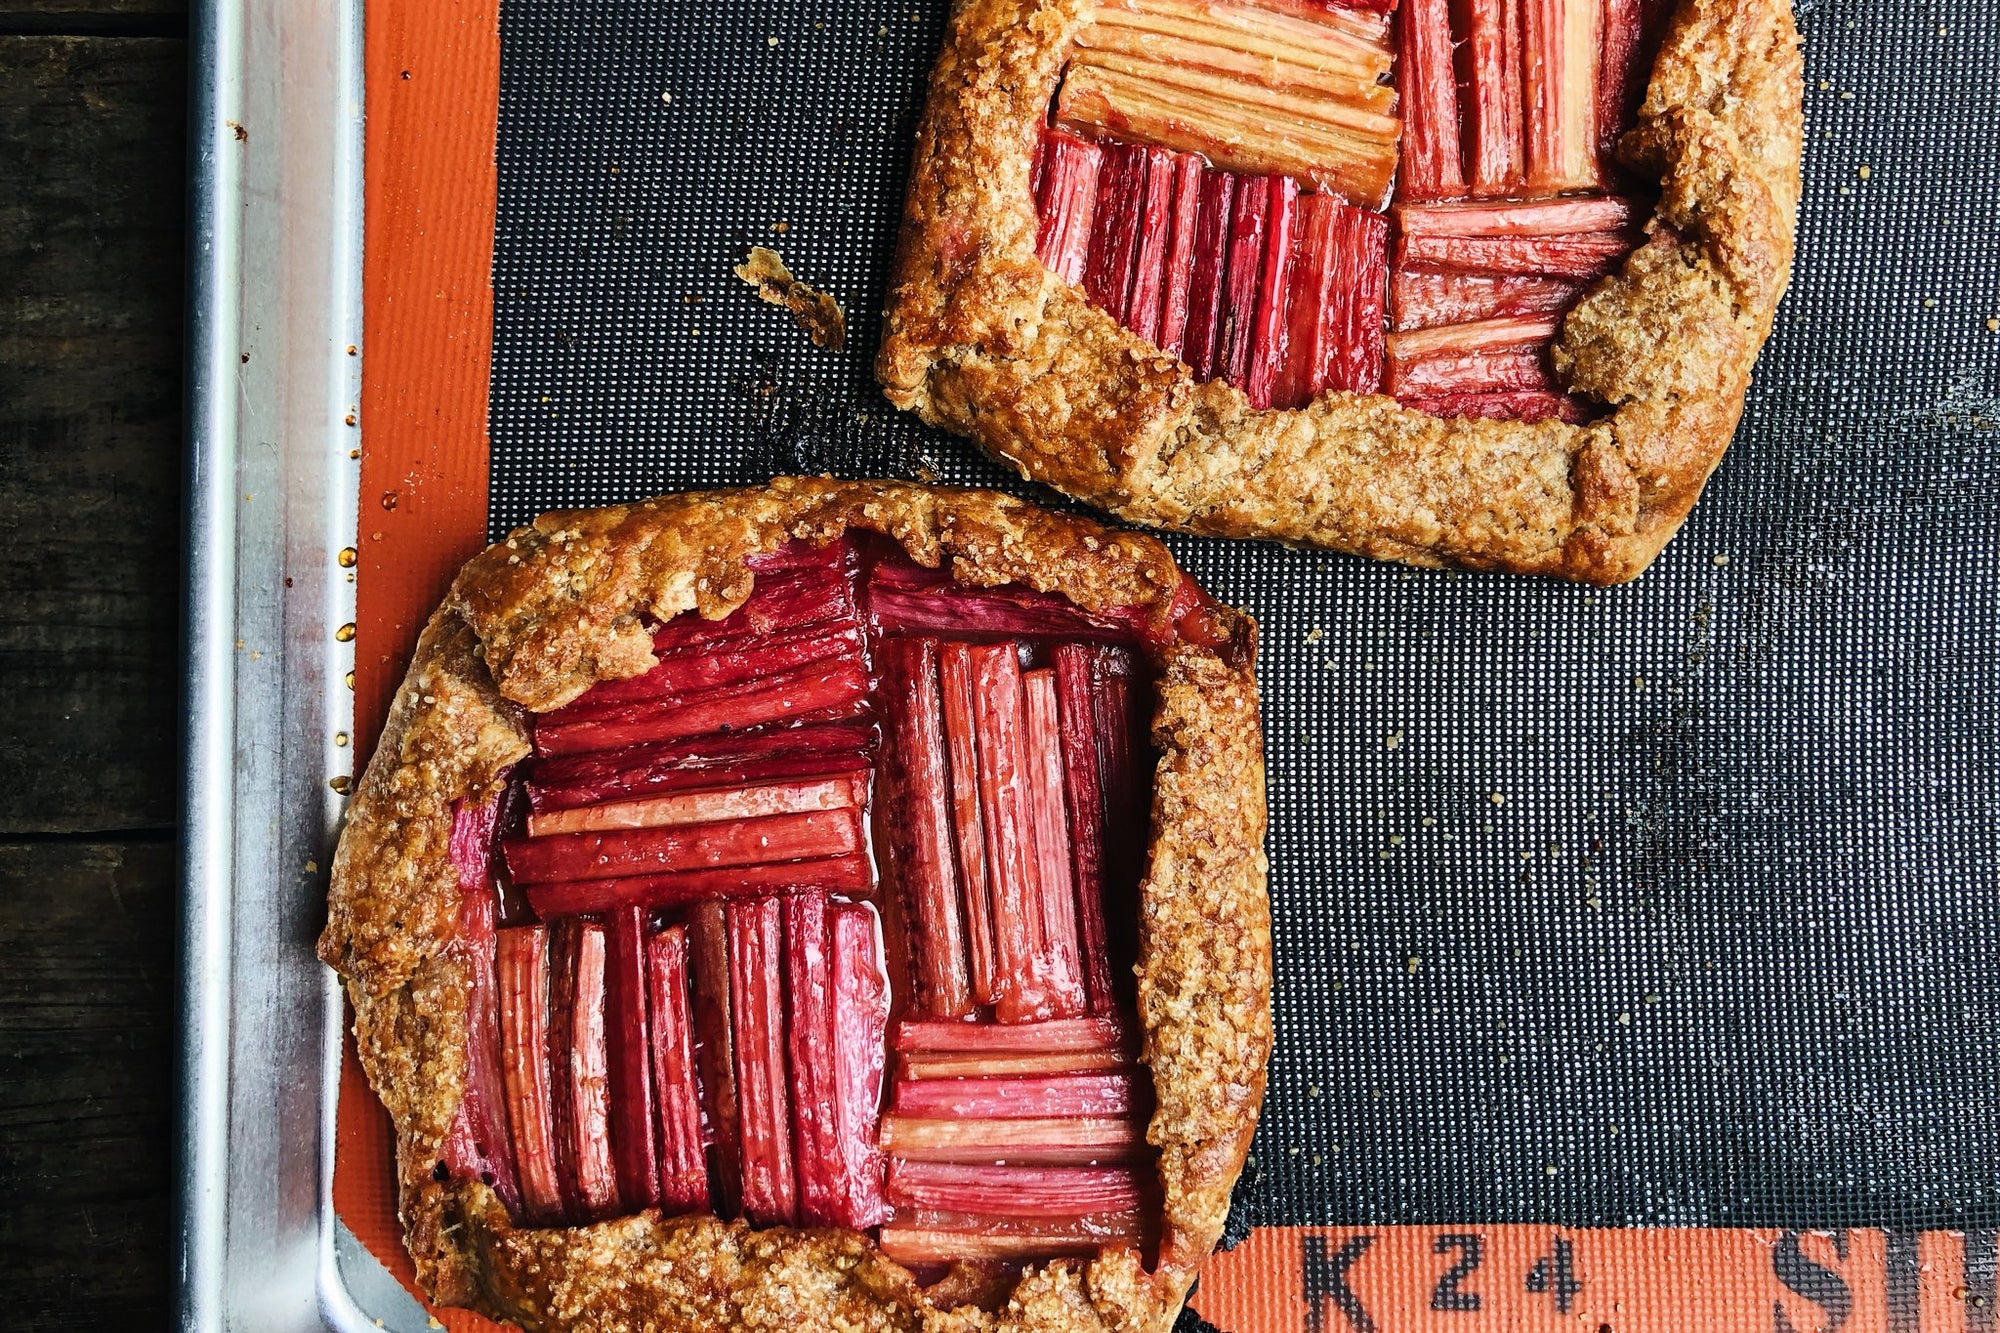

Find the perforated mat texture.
[{"left": 488, "top": 0, "right": 2000, "bottom": 1231}]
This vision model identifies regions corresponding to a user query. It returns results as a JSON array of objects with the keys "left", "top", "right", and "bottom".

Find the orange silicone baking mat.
[{"left": 338, "top": 0, "right": 2000, "bottom": 1328}]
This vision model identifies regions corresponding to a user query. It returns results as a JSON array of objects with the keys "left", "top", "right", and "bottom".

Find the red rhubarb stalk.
[
  {"left": 1244, "top": 174, "right": 1300, "bottom": 409},
  {"left": 1598, "top": 0, "right": 1644, "bottom": 160},
  {"left": 744, "top": 537, "right": 856, "bottom": 575},
  {"left": 1324, "top": 202, "right": 1389, "bottom": 394},
  {"left": 1088, "top": 649, "right": 1146, "bottom": 939},
  {"left": 606, "top": 906, "right": 662, "bottom": 1211},
  {"left": 1464, "top": 0, "right": 1525, "bottom": 197},
  {"left": 549, "top": 920, "right": 619, "bottom": 1220},
  {"left": 1395, "top": 196, "right": 1638, "bottom": 237},
  {"left": 1386, "top": 347, "right": 1555, "bottom": 397},
  {"left": 886, "top": 1162, "right": 1147, "bottom": 1218},
  {"left": 1395, "top": 231, "right": 1632, "bottom": 281},
  {"left": 1084, "top": 143, "right": 1147, "bottom": 318},
  {"left": 1390, "top": 271, "right": 1583, "bottom": 330},
  {"left": 1218, "top": 173, "right": 1272, "bottom": 390},
  {"left": 896, "top": 1015, "right": 1130, "bottom": 1054},
  {"left": 1402, "top": 390, "right": 1585, "bottom": 423},
  {"left": 969, "top": 643, "right": 1069, "bottom": 1024},
  {"left": 783, "top": 892, "right": 839, "bottom": 1227},
  {"left": 497, "top": 925, "right": 563, "bottom": 1222},
  {"left": 867, "top": 580, "right": 1132, "bottom": 643},
  {"left": 892, "top": 1072, "right": 1141, "bottom": 1120},
  {"left": 522, "top": 854, "right": 869, "bottom": 920},
  {"left": 879, "top": 638, "right": 973, "bottom": 1017},
  {"left": 647, "top": 566, "right": 856, "bottom": 656},
  {"left": 1522, "top": 0, "right": 1602, "bottom": 193},
  {"left": 1155, "top": 152, "right": 1205, "bottom": 357},
  {"left": 902, "top": 1048, "right": 1132, "bottom": 1080},
  {"left": 1035, "top": 128, "right": 1105, "bottom": 286},
  {"left": 1022, "top": 669, "right": 1088, "bottom": 1018},
  {"left": 533, "top": 658, "right": 871, "bottom": 758},
  {"left": 1385, "top": 313, "right": 1561, "bottom": 360},
  {"left": 528, "top": 775, "right": 862, "bottom": 837},
  {"left": 526, "top": 724, "right": 873, "bottom": 812},
  {"left": 878, "top": 1114, "right": 1150, "bottom": 1165},
  {"left": 1181, "top": 168, "right": 1238, "bottom": 381},
  {"left": 645, "top": 924, "right": 709, "bottom": 1212},
  {"left": 444, "top": 792, "right": 525, "bottom": 1218},
  {"left": 686, "top": 902, "right": 742, "bottom": 1217},
  {"left": 1276, "top": 191, "right": 1337, "bottom": 410},
  {"left": 570, "top": 624, "right": 865, "bottom": 714},
  {"left": 504, "top": 808, "right": 862, "bottom": 886},
  {"left": 1051, "top": 646, "right": 1116, "bottom": 1014},
  {"left": 938, "top": 643, "right": 999, "bottom": 1006},
  {"left": 1124, "top": 147, "right": 1179, "bottom": 344},
  {"left": 728, "top": 897, "right": 797, "bottom": 1226},
  {"left": 829, "top": 902, "right": 890, "bottom": 1228},
  {"left": 1395, "top": 0, "right": 1464, "bottom": 202}
]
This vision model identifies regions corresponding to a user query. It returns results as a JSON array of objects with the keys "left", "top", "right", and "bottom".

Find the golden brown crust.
[
  {"left": 876, "top": 0, "right": 1803, "bottom": 583},
  {"left": 320, "top": 477, "right": 1270, "bottom": 1333}
]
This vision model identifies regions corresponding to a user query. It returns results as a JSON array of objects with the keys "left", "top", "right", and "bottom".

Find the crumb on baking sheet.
[{"left": 734, "top": 245, "right": 847, "bottom": 351}]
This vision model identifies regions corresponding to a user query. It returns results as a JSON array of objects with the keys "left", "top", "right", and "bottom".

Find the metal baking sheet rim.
[{"left": 179, "top": 0, "right": 424, "bottom": 1327}]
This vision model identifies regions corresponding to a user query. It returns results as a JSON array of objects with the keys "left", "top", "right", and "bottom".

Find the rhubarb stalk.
[
  {"left": 1395, "top": 0, "right": 1464, "bottom": 202},
  {"left": 1244, "top": 175, "right": 1300, "bottom": 409},
  {"left": 525, "top": 722, "right": 874, "bottom": 812},
  {"left": 1180, "top": 167, "right": 1236, "bottom": 381},
  {"left": 528, "top": 774, "right": 863, "bottom": 837},
  {"left": 938, "top": 643, "right": 998, "bottom": 1006},
  {"left": 886, "top": 1162, "right": 1147, "bottom": 1218},
  {"left": 503, "top": 808, "right": 863, "bottom": 886},
  {"left": 645, "top": 924, "right": 708, "bottom": 1213},
  {"left": 893, "top": 1072, "right": 1141, "bottom": 1120},
  {"left": 1035, "top": 128, "right": 1105, "bottom": 286},
  {"left": 522, "top": 854, "right": 870, "bottom": 921},
  {"left": 1218, "top": 176, "right": 1270, "bottom": 390},
  {"left": 549, "top": 919, "right": 619, "bottom": 1220},
  {"left": 1598, "top": 0, "right": 1644, "bottom": 160},
  {"left": 1464, "top": 0, "right": 1525, "bottom": 197},
  {"left": 1124, "top": 147, "right": 1179, "bottom": 343},
  {"left": 1022, "top": 669, "right": 1088, "bottom": 1017},
  {"left": 879, "top": 638, "right": 973, "bottom": 1017},
  {"left": 497, "top": 925, "right": 563, "bottom": 1222},
  {"left": 1084, "top": 143, "right": 1146, "bottom": 319},
  {"left": 1390, "top": 270, "right": 1583, "bottom": 331},
  {"left": 784, "top": 892, "right": 839, "bottom": 1227},
  {"left": 533, "top": 658, "right": 871, "bottom": 759},
  {"left": 728, "top": 896, "right": 797, "bottom": 1226},
  {"left": 880, "top": 1114, "right": 1150, "bottom": 1165},
  {"left": 1522, "top": 0, "right": 1602, "bottom": 194},
  {"left": 446, "top": 792, "right": 525, "bottom": 1219},
  {"left": 1155, "top": 152, "right": 1205, "bottom": 357},
  {"left": 606, "top": 906, "right": 662, "bottom": 1211},
  {"left": 829, "top": 902, "right": 890, "bottom": 1228},
  {"left": 686, "top": 902, "right": 742, "bottom": 1218},
  {"left": 1051, "top": 646, "right": 1116, "bottom": 1014}
]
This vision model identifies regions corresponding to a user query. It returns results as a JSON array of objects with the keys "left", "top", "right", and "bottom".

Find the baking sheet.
[{"left": 486, "top": 0, "right": 2000, "bottom": 1232}]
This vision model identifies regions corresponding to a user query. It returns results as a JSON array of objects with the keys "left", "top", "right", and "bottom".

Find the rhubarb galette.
[
  {"left": 319, "top": 479, "right": 1268, "bottom": 1332},
  {"left": 877, "top": 0, "right": 1802, "bottom": 582}
]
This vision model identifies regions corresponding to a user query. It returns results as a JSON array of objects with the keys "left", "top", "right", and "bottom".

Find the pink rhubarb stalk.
[
  {"left": 1034, "top": 128, "right": 1105, "bottom": 286},
  {"left": 532, "top": 658, "right": 871, "bottom": 758},
  {"left": 879, "top": 638, "right": 973, "bottom": 1018},
  {"left": 1386, "top": 347, "right": 1555, "bottom": 397},
  {"left": 524, "top": 722, "right": 873, "bottom": 812},
  {"left": 686, "top": 902, "right": 742, "bottom": 1217},
  {"left": 522, "top": 854, "right": 869, "bottom": 920},
  {"left": 1155, "top": 152, "right": 1206, "bottom": 357},
  {"left": 1022, "top": 669, "right": 1088, "bottom": 1017},
  {"left": 875, "top": 1214, "right": 1151, "bottom": 1264},
  {"left": 497, "top": 925, "right": 563, "bottom": 1222},
  {"left": 1401, "top": 390, "right": 1584, "bottom": 423},
  {"left": 1084, "top": 143, "right": 1147, "bottom": 318},
  {"left": 891, "top": 1072, "right": 1141, "bottom": 1120},
  {"left": 645, "top": 924, "right": 709, "bottom": 1212},
  {"left": 528, "top": 774, "right": 862, "bottom": 837},
  {"left": 886, "top": 1162, "right": 1147, "bottom": 1218},
  {"left": 728, "top": 896, "right": 797, "bottom": 1226},
  {"left": 896, "top": 1015, "right": 1131, "bottom": 1054},
  {"left": 503, "top": 808, "right": 863, "bottom": 885},
  {"left": 1464, "top": 0, "right": 1526, "bottom": 197},
  {"left": 878, "top": 1114, "right": 1150, "bottom": 1165},
  {"left": 1218, "top": 173, "right": 1272, "bottom": 390},
  {"left": 1244, "top": 175, "right": 1300, "bottom": 409},
  {"left": 784, "top": 892, "right": 840, "bottom": 1227},
  {"left": 829, "top": 902, "right": 891, "bottom": 1228},
  {"left": 901, "top": 1048, "right": 1132, "bottom": 1080},
  {"left": 606, "top": 906, "right": 662, "bottom": 1211},
  {"left": 1395, "top": 230, "right": 1632, "bottom": 281},
  {"left": 549, "top": 920, "right": 619, "bottom": 1220},
  {"left": 1390, "top": 271, "right": 1582, "bottom": 330},
  {"left": 938, "top": 643, "right": 998, "bottom": 1006},
  {"left": 1050, "top": 646, "right": 1116, "bottom": 1014},
  {"left": 445, "top": 792, "right": 524, "bottom": 1219},
  {"left": 1181, "top": 167, "right": 1238, "bottom": 382},
  {"left": 1394, "top": 0, "right": 1464, "bottom": 202},
  {"left": 1522, "top": 0, "right": 1602, "bottom": 193},
  {"left": 1124, "top": 147, "right": 1179, "bottom": 343}
]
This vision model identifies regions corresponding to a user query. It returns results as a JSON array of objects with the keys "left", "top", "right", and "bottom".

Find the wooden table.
[{"left": 0, "top": 2, "right": 186, "bottom": 1325}]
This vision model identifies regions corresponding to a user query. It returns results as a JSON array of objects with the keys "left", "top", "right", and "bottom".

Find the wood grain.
[
  {"left": 0, "top": 35, "right": 185, "bottom": 835},
  {"left": 0, "top": 839, "right": 174, "bottom": 1325}
]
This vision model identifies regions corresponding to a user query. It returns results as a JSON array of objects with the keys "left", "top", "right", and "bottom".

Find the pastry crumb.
[{"left": 734, "top": 246, "right": 847, "bottom": 351}]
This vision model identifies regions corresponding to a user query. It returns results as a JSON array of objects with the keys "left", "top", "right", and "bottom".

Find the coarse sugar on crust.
[
  {"left": 876, "top": 0, "right": 1803, "bottom": 583},
  {"left": 319, "top": 477, "right": 1270, "bottom": 1333}
]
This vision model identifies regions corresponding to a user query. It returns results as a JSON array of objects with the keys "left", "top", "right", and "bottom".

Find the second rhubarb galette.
[
  {"left": 319, "top": 478, "right": 1268, "bottom": 1332},
  {"left": 878, "top": 0, "right": 1802, "bottom": 582}
]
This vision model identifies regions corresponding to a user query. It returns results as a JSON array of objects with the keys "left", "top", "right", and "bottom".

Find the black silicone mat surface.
[{"left": 487, "top": 0, "right": 2000, "bottom": 1230}]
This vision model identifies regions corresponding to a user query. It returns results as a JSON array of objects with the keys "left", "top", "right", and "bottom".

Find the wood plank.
[
  {"left": 0, "top": 838, "right": 174, "bottom": 1325},
  {"left": 0, "top": 35, "right": 185, "bottom": 834}
]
